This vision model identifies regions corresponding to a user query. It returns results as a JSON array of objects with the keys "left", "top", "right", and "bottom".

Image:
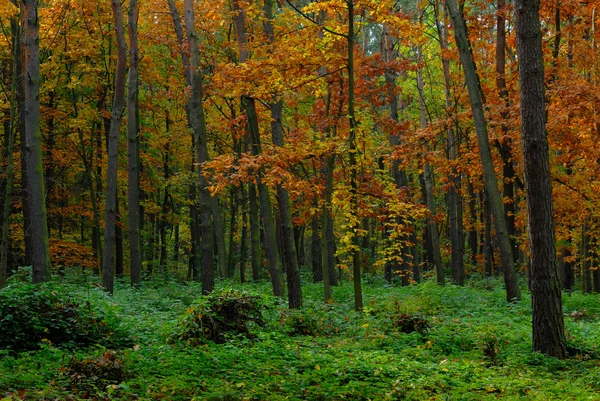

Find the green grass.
[{"left": 2, "top": 272, "right": 600, "bottom": 400}]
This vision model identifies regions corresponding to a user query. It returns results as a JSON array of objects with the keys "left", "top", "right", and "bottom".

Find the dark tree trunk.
[
  {"left": 127, "top": 0, "right": 142, "bottom": 286},
  {"left": 515, "top": 0, "right": 566, "bottom": 358},
  {"left": 0, "top": 17, "right": 18, "bottom": 288},
  {"left": 263, "top": 0, "right": 302, "bottom": 308},
  {"left": 233, "top": 0, "right": 283, "bottom": 297},
  {"left": 102, "top": 0, "right": 127, "bottom": 294},
  {"left": 183, "top": 0, "right": 215, "bottom": 294},
  {"left": 248, "top": 182, "right": 261, "bottom": 281},
  {"left": 115, "top": 196, "right": 124, "bottom": 278},
  {"left": 311, "top": 212, "right": 323, "bottom": 282},
  {"left": 21, "top": 0, "right": 51, "bottom": 283},
  {"left": 446, "top": 0, "right": 520, "bottom": 301}
]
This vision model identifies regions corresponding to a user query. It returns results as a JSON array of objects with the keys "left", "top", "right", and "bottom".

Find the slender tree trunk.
[
  {"left": 115, "top": 195, "right": 124, "bottom": 278},
  {"left": 264, "top": 0, "right": 302, "bottom": 308},
  {"left": 183, "top": 0, "right": 215, "bottom": 294},
  {"left": 416, "top": 36, "right": 445, "bottom": 285},
  {"left": 484, "top": 191, "right": 494, "bottom": 276},
  {"left": 102, "top": 0, "right": 128, "bottom": 294},
  {"left": 434, "top": 1, "right": 464, "bottom": 284},
  {"left": 346, "top": 0, "right": 362, "bottom": 311},
  {"left": 127, "top": 0, "right": 142, "bottom": 286},
  {"left": 0, "top": 18, "right": 18, "bottom": 288},
  {"left": 21, "top": 0, "right": 51, "bottom": 283},
  {"left": 446, "top": 0, "right": 520, "bottom": 301},
  {"left": 496, "top": 0, "right": 518, "bottom": 265},
  {"left": 248, "top": 182, "right": 261, "bottom": 281},
  {"left": 515, "top": 0, "right": 565, "bottom": 358},
  {"left": 311, "top": 211, "right": 323, "bottom": 282},
  {"left": 233, "top": 0, "right": 283, "bottom": 297}
]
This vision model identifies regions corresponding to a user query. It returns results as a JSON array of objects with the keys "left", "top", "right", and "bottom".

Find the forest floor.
[{"left": 2, "top": 271, "right": 600, "bottom": 400}]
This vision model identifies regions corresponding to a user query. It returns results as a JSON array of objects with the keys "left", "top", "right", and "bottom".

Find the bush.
[
  {"left": 61, "top": 350, "right": 129, "bottom": 399},
  {"left": 170, "top": 289, "right": 265, "bottom": 345},
  {"left": 64, "top": 350, "right": 127, "bottom": 384},
  {"left": 391, "top": 312, "right": 430, "bottom": 334},
  {"left": 0, "top": 284, "right": 131, "bottom": 352}
]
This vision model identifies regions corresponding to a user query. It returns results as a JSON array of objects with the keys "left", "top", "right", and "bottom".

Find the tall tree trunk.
[
  {"left": 416, "top": 35, "right": 444, "bottom": 285},
  {"left": 446, "top": 0, "right": 521, "bottom": 301},
  {"left": 263, "top": 0, "right": 302, "bottom": 307},
  {"left": 183, "top": 0, "right": 215, "bottom": 294},
  {"left": 0, "top": 17, "right": 19, "bottom": 289},
  {"left": 102, "top": 0, "right": 128, "bottom": 294},
  {"left": 496, "top": 0, "right": 518, "bottom": 265},
  {"left": 127, "top": 0, "right": 142, "bottom": 286},
  {"left": 515, "top": 0, "right": 565, "bottom": 358},
  {"left": 21, "top": 0, "right": 51, "bottom": 283},
  {"left": 434, "top": 1, "right": 464, "bottom": 285},
  {"left": 233, "top": 0, "right": 283, "bottom": 297},
  {"left": 346, "top": 0, "right": 362, "bottom": 311},
  {"left": 382, "top": 23, "right": 417, "bottom": 284}
]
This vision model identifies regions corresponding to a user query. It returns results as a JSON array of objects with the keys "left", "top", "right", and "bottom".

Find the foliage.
[
  {"left": 0, "top": 283, "right": 131, "bottom": 352},
  {"left": 2, "top": 278, "right": 599, "bottom": 400},
  {"left": 62, "top": 350, "right": 128, "bottom": 397},
  {"left": 391, "top": 311, "right": 430, "bottom": 334},
  {"left": 170, "top": 289, "right": 266, "bottom": 345}
]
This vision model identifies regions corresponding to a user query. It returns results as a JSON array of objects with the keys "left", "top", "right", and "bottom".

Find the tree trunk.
[
  {"left": 127, "top": 0, "right": 142, "bottom": 286},
  {"left": 264, "top": 0, "right": 302, "bottom": 308},
  {"left": 0, "top": 18, "right": 18, "bottom": 289},
  {"left": 21, "top": 0, "right": 51, "bottom": 283},
  {"left": 446, "top": 0, "right": 520, "bottom": 301},
  {"left": 183, "top": 0, "right": 215, "bottom": 294},
  {"left": 434, "top": 1, "right": 464, "bottom": 285},
  {"left": 417, "top": 35, "right": 444, "bottom": 285},
  {"left": 515, "top": 0, "right": 566, "bottom": 358},
  {"left": 102, "top": 0, "right": 127, "bottom": 294},
  {"left": 346, "top": 0, "right": 362, "bottom": 311},
  {"left": 248, "top": 182, "right": 261, "bottom": 281},
  {"left": 115, "top": 195, "right": 124, "bottom": 278},
  {"left": 233, "top": 0, "right": 283, "bottom": 297}
]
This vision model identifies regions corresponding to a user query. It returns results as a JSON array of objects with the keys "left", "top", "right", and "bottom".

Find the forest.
[{"left": 1, "top": 0, "right": 600, "bottom": 399}]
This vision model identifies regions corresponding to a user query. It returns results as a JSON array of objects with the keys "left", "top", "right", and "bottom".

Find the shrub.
[
  {"left": 0, "top": 284, "right": 131, "bottom": 352},
  {"left": 170, "top": 289, "right": 265, "bottom": 345},
  {"left": 391, "top": 312, "right": 430, "bottom": 334},
  {"left": 61, "top": 350, "right": 129, "bottom": 398},
  {"left": 64, "top": 350, "right": 127, "bottom": 384}
]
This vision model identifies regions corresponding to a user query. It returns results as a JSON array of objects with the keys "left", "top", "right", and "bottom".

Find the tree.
[
  {"left": 102, "top": 0, "right": 128, "bottom": 294},
  {"left": 445, "top": 0, "right": 521, "bottom": 302},
  {"left": 515, "top": 0, "right": 566, "bottom": 358},
  {"left": 127, "top": 0, "right": 142, "bottom": 286},
  {"left": 21, "top": 0, "right": 51, "bottom": 283}
]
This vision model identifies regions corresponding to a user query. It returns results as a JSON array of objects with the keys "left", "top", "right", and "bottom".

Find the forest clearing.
[{"left": 2, "top": 273, "right": 600, "bottom": 400}]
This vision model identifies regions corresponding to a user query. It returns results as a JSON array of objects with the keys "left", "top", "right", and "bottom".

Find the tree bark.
[
  {"left": 0, "top": 17, "right": 19, "bottom": 289},
  {"left": 446, "top": 0, "right": 520, "bottom": 301},
  {"left": 416, "top": 33, "right": 445, "bottom": 285},
  {"left": 102, "top": 0, "right": 128, "bottom": 294},
  {"left": 183, "top": 0, "right": 215, "bottom": 294},
  {"left": 127, "top": 0, "right": 142, "bottom": 286},
  {"left": 515, "top": 0, "right": 566, "bottom": 358},
  {"left": 21, "top": 0, "right": 51, "bottom": 283},
  {"left": 233, "top": 0, "right": 284, "bottom": 297},
  {"left": 434, "top": 1, "right": 464, "bottom": 285},
  {"left": 346, "top": 0, "right": 362, "bottom": 311},
  {"left": 263, "top": 0, "right": 302, "bottom": 308}
]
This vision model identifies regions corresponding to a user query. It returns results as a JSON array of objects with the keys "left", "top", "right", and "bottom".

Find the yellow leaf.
[{"left": 314, "top": 365, "right": 320, "bottom": 370}]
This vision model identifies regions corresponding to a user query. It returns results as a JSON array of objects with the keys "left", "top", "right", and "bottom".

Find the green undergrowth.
[{"left": 1, "top": 272, "right": 600, "bottom": 400}]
